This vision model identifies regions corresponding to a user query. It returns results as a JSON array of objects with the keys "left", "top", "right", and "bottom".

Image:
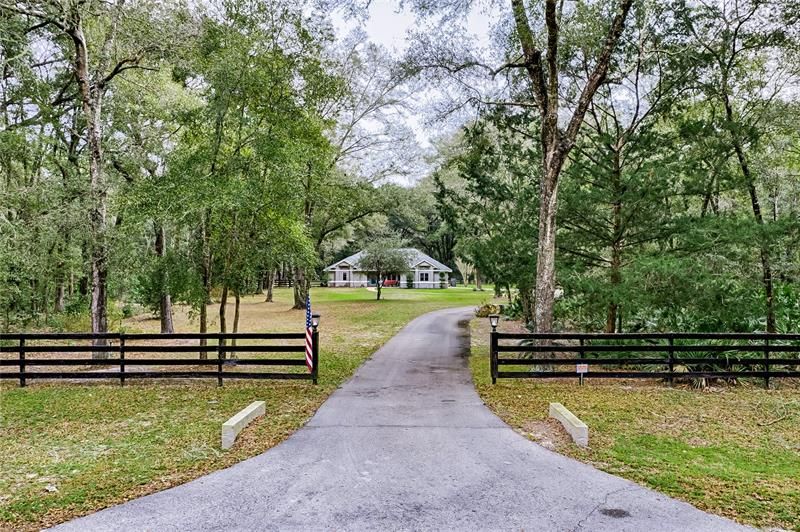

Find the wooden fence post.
[
  {"left": 668, "top": 337, "right": 674, "bottom": 387},
  {"left": 764, "top": 338, "right": 770, "bottom": 389},
  {"left": 19, "top": 337, "right": 25, "bottom": 388},
  {"left": 119, "top": 336, "right": 126, "bottom": 386},
  {"left": 578, "top": 338, "right": 585, "bottom": 386},
  {"left": 490, "top": 330, "right": 498, "bottom": 384},
  {"left": 312, "top": 328, "right": 319, "bottom": 385}
]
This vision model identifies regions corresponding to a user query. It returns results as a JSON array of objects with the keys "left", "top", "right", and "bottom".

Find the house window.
[
  {"left": 420, "top": 272, "right": 429, "bottom": 282},
  {"left": 343, "top": 272, "right": 348, "bottom": 281}
]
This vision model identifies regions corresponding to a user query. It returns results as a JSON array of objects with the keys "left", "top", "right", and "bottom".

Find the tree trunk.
[
  {"left": 218, "top": 285, "right": 228, "bottom": 359},
  {"left": 723, "top": 92, "right": 776, "bottom": 333},
  {"left": 265, "top": 270, "right": 274, "bottom": 302},
  {"left": 510, "top": 0, "right": 633, "bottom": 334},
  {"left": 293, "top": 267, "right": 308, "bottom": 309},
  {"left": 606, "top": 152, "right": 623, "bottom": 333},
  {"left": 533, "top": 163, "right": 562, "bottom": 334},
  {"left": 376, "top": 277, "right": 382, "bottom": 300},
  {"left": 154, "top": 223, "right": 174, "bottom": 334},
  {"left": 54, "top": 280, "right": 65, "bottom": 313},
  {"left": 231, "top": 290, "right": 240, "bottom": 355},
  {"left": 199, "top": 301, "right": 208, "bottom": 359},
  {"left": 70, "top": 22, "right": 110, "bottom": 358},
  {"left": 90, "top": 247, "right": 109, "bottom": 358},
  {"left": 475, "top": 268, "right": 482, "bottom": 291},
  {"left": 198, "top": 212, "right": 212, "bottom": 359},
  {"left": 605, "top": 247, "right": 621, "bottom": 334}
]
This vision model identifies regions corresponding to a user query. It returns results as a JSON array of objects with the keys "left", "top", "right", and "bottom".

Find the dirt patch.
[{"left": 521, "top": 418, "right": 573, "bottom": 451}]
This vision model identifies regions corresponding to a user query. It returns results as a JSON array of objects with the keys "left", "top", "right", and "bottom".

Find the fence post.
[
  {"left": 764, "top": 338, "right": 770, "bottom": 390},
  {"left": 578, "top": 338, "right": 585, "bottom": 386},
  {"left": 120, "top": 336, "right": 126, "bottom": 386},
  {"left": 217, "top": 339, "right": 224, "bottom": 387},
  {"left": 490, "top": 330, "right": 498, "bottom": 384},
  {"left": 19, "top": 338, "right": 25, "bottom": 388},
  {"left": 312, "top": 328, "right": 319, "bottom": 385},
  {"left": 668, "top": 337, "right": 674, "bottom": 387}
]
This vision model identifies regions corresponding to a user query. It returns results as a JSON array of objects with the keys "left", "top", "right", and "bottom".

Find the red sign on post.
[{"left": 576, "top": 363, "right": 588, "bottom": 373}]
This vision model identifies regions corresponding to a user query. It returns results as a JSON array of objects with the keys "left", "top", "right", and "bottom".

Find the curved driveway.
[{"left": 56, "top": 307, "right": 749, "bottom": 531}]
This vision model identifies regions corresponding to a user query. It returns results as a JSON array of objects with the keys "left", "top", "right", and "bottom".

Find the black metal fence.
[
  {"left": 0, "top": 331, "right": 319, "bottom": 387},
  {"left": 489, "top": 331, "right": 800, "bottom": 387}
]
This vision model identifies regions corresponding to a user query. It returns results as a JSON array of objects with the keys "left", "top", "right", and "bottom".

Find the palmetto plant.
[{"left": 670, "top": 339, "right": 760, "bottom": 388}]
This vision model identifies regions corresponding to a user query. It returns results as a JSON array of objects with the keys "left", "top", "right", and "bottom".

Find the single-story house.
[{"left": 325, "top": 248, "right": 452, "bottom": 289}]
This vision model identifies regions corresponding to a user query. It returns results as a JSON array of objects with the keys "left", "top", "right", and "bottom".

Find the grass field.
[
  {"left": 0, "top": 287, "right": 494, "bottom": 530},
  {"left": 469, "top": 318, "right": 800, "bottom": 531}
]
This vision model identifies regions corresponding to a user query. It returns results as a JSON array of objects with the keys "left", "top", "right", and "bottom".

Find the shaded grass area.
[
  {"left": 470, "top": 318, "right": 800, "bottom": 531},
  {"left": 0, "top": 287, "right": 493, "bottom": 530}
]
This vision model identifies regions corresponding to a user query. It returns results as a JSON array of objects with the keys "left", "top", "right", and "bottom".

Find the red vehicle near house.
[{"left": 382, "top": 279, "right": 399, "bottom": 287}]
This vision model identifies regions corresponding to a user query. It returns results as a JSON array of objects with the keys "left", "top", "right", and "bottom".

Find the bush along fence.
[
  {"left": 487, "top": 323, "right": 800, "bottom": 388},
  {"left": 0, "top": 330, "right": 319, "bottom": 387}
]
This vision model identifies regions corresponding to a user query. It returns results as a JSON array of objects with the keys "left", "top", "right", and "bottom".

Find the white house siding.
[
  {"left": 412, "top": 266, "right": 448, "bottom": 289},
  {"left": 328, "top": 271, "right": 368, "bottom": 287}
]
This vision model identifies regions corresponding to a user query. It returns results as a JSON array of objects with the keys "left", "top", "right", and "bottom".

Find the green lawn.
[
  {"left": 469, "top": 318, "right": 800, "bottom": 531},
  {"left": 0, "top": 287, "right": 494, "bottom": 530}
]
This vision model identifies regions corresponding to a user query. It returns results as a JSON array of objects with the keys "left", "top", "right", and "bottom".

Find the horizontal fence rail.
[
  {"left": 0, "top": 331, "right": 319, "bottom": 387},
  {"left": 489, "top": 331, "right": 800, "bottom": 387}
]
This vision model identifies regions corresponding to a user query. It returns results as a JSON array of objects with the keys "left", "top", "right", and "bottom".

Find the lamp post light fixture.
[
  {"left": 489, "top": 314, "right": 500, "bottom": 331},
  {"left": 311, "top": 313, "right": 321, "bottom": 330}
]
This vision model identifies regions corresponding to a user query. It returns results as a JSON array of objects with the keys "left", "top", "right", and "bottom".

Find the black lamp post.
[
  {"left": 311, "top": 313, "right": 320, "bottom": 331},
  {"left": 488, "top": 314, "right": 500, "bottom": 384}
]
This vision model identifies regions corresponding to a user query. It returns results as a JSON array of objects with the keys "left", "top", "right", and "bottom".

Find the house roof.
[{"left": 325, "top": 248, "right": 453, "bottom": 273}]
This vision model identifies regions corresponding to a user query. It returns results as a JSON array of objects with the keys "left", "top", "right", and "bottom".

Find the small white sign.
[{"left": 576, "top": 363, "right": 589, "bottom": 374}]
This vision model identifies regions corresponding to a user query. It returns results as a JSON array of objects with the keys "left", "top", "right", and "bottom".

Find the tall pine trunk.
[{"left": 723, "top": 91, "right": 776, "bottom": 333}]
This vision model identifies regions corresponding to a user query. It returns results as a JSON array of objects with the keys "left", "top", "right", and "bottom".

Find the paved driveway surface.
[{"left": 55, "top": 307, "right": 750, "bottom": 531}]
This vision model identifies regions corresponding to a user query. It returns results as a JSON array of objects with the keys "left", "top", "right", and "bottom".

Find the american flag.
[{"left": 305, "top": 293, "right": 313, "bottom": 372}]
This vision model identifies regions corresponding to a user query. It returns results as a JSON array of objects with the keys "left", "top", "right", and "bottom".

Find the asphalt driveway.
[{"left": 54, "top": 307, "right": 750, "bottom": 531}]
